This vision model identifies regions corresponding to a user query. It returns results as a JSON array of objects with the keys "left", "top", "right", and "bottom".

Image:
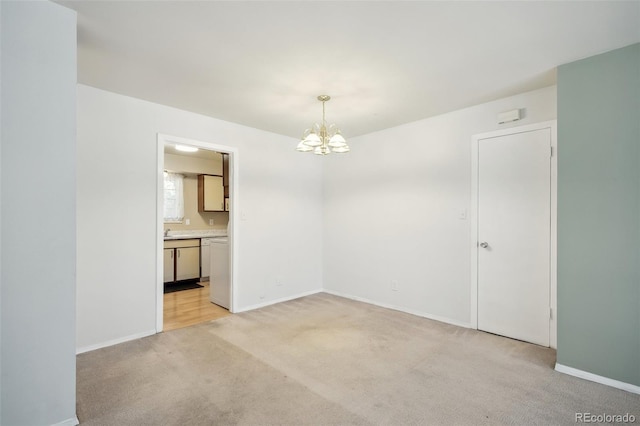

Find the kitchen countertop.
[{"left": 164, "top": 229, "right": 227, "bottom": 241}]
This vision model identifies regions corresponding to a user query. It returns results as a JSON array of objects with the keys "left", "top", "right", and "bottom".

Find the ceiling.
[
  {"left": 58, "top": 1, "right": 640, "bottom": 139},
  {"left": 164, "top": 144, "right": 221, "bottom": 160}
]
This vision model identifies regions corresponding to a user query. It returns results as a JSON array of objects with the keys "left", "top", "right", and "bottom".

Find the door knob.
[{"left": 480, "top": 242, "right": 489, "bottom": 248}]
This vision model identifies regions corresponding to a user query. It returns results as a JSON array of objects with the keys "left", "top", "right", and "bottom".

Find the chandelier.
[{"left": 296, "top": 95, "right": 350, "bottom": 155}]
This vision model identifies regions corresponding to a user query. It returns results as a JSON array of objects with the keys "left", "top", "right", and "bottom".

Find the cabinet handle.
[
  {"left": 171, "top": 251, "right": 174, "bottom": 259},
  {"left": 177, "top": 249, "right": 180, "bottom": 258}
]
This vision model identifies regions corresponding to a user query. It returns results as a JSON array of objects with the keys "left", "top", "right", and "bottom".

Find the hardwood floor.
[{"left": 163, "top": 281, "right": 231, "bottom": 332}]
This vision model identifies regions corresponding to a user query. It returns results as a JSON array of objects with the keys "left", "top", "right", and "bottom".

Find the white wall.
[
  {"left": 1, "top": 2, "right": 77, "bottom": 424},
  {"left": 78, "top": 81, "right": 556, "bottom": 352},
  {"left": 77, "top": 85, "right": 323, "bottom": 351},
  {"left": 323, "top": 86, "right": 556, "bottom": 326}
]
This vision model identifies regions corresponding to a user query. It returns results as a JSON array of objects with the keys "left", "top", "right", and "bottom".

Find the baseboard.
[
  {"left": 76, "top": 329, "right": 156, "bottom": 354},
  {"left": 52, "top": 415, "right": 79, "bottom": 426},
  {"left": 555, "top": 363, "right": 640, "bottom": 395},
  {"left": 234, "top": 288, "right": 323, "bottom": 313},
  {"left": 323, "top": 289, "right": 471, "bottom": 329}
]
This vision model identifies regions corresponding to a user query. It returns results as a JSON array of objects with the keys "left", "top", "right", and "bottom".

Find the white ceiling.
[
  {"left": 164, "top": 144, "right": 221, "bottom": 160},
  {"left": 58, "top": 1, "right": 640, "bottom": 138}
]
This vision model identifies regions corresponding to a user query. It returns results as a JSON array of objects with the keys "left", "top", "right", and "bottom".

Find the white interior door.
[{"left": 477, "top": 128, "right": 551, "bottom": 347}]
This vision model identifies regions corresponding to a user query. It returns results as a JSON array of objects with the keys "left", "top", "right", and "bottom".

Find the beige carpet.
[{"left": 77, "top": 293, "right": 639, "bottom": 425}]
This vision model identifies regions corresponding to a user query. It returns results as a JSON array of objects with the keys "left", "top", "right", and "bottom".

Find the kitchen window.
[{"left": 163, "top": 171, "right": 184, "bottom": 223}]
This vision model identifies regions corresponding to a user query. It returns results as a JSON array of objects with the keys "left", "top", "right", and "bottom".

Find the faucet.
[{"left": 164, "top": 228, "right": 170, "bottom": 237}]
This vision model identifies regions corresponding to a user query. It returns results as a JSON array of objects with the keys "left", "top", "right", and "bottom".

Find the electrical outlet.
[
  {"left": 391, "top": 280, "right": 399, "bottom": 291},
  {"left": 209, "top": 219, "right": 214, "bottom": 226},
  {"left": 276, "top": 278, "right": 283, "bottom": 287},
  {"left": 260, "top": 279, "right": 267, "bottom": 299},
  {"left": 185, "top": 218, "right": 190, "bottom": 225}
]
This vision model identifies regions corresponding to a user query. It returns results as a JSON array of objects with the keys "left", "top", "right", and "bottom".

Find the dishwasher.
[
  {"left": 209, "top": 237, "right": 230, "bottom": 309},
  {"left": 200, "top": 237, "right": 217, "bottom": 281}
]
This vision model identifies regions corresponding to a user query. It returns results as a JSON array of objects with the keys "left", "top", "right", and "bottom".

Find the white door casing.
[
  {"left": 156, "top": 133, "right": 239, "bottom": 333},
  {"left": 470, "top": 121, "right": 557, "bottom": 348}
]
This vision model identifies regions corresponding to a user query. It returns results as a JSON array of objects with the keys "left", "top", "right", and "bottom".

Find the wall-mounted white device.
[{"left": 497, "top": 109, "right": 522, "bottom": 124}]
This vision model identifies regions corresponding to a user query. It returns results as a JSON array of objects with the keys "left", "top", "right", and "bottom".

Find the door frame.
[
  {"left": 470, "top": 120, "right": 557, "bottom": 348},
  {"left": 156, "top": 133, "right": 239, "bottom": 332}
]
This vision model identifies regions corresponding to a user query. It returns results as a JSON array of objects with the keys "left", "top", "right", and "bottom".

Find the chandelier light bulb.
[
  {"left": 302, "top": 130, "right": 322, "bottom": 147},
  {"left": 314, "top": 145, "right": 331, "bottom": 155},
  {"left": 328, "top": 131, "right": 347, "bottom": 148},
  {"left": 331, "top": 145, "right": 350, "bottom": 153},
  {"left": 296, "top": 140, "right": 314, "bottom": 152}
]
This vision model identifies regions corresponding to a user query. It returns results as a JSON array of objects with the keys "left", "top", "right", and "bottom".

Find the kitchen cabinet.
[
  {"left": 198, "top": 174, "right": 224, "bottom": 212},
  {"left": 176, "top": 246, "right": 200, "bottom": 281},
  {"left": 163, "top": 248, "right": 174, "bottom": 283},
  {"left": 164, "top": 239, "right": 200, "bottom": 283},
  {"left": 200, "top": 242, "right": 210, "bottom": 280}
]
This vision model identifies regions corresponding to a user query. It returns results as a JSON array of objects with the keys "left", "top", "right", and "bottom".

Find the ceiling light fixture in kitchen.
[
  {"left": 296, "top": 95, "right": 349, "bottom": 155},
  {"left": 175, "top": 144, "right": 198, "bottom": 153}
]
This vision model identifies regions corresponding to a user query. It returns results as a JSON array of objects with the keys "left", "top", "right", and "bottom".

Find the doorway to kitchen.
[{"left": 156, "top": 134, "right": 239, "bottom": 332}]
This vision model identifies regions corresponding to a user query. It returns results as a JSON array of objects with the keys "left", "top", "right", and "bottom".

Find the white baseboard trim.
[
  {"left": 555, "top": 363, "right": 640, "bottom": 395},
  {"left": 52, "top": 415, "right": 79, "bottom": 426},
  {"left": 76, "top": 329, "right": 157, "bottom": 355},
  {"left": 234, "top": 288, "right": 324, "bottom": 313},
  {"left": 323, "top": 289, "right": 471, "bottom": 329}
]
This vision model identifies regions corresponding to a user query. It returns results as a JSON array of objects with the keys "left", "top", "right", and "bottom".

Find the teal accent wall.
[{"left": 557, "top": 43, "right": 640, "bottom": 387}]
